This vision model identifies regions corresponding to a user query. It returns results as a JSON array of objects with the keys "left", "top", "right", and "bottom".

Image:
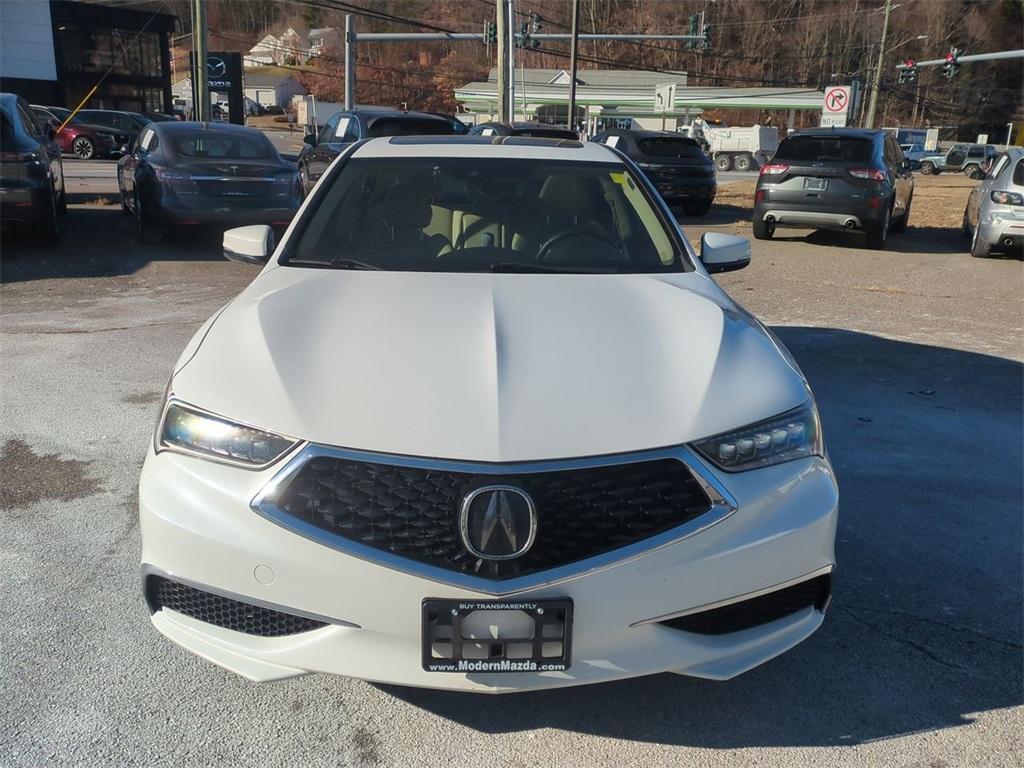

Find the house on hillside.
[
  {"left": 308, "top": 27, "right": 340, "bottom": 59},
  {"left": 245, "top": 27, "right": 309, "bottom": 68},
  {"left": 244, "top": 70, "right": 307, "bottom": 108},
  {"left": 246, "top": 33, "right": 279, "bottom": 68}
]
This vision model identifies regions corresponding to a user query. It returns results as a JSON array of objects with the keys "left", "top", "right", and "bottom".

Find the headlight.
[
  {"left": 692, "top": 401, "right": 823, "bottom": 472},
  {"left": 157, "top": 401, "right": 298, "bottom": 467}
]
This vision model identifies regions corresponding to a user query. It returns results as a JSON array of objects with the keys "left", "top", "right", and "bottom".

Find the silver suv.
[{"left": 962, "top": 148, "right": 1024, "bottom": 258}]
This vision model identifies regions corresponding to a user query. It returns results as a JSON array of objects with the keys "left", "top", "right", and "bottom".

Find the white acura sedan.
[{"left": 140, "top": 136, "right": 838, "bottom": 692}]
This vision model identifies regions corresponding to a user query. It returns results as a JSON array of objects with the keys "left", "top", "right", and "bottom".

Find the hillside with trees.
[{"left": 152, "top": 0, "right": 1022, "bottom": 137}]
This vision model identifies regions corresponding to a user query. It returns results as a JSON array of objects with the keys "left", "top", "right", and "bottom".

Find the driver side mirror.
[
  {"left": 303, "top": 132, "right": 317, "bottom": 146},
  {"left": 223, "top": 225, "right": 274, "bottom": 265},
  {"left": 700, "top": 232, "right": 750, "bottom": 274}
]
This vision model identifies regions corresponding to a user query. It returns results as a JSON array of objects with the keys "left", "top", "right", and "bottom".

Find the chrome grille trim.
[{"left": 250, "top": 444, "right": 738, "bottom": 596}]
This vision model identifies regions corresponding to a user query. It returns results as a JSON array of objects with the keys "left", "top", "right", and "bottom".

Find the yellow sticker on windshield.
[{"left": 609, "top": 172, "right": 626, "bottom": 185}]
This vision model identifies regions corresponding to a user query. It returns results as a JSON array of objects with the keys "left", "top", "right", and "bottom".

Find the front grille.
[
  {"left": 661, "top": 575, "right": 831, "bottom": 635},
  {"left": 266, "top": 456, "right": 712, "bottom": 580},
  {"left": 145, "top": 575, "right": 326, "bottom": 637}
]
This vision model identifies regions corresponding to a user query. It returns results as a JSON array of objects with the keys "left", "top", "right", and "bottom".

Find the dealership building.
[{"left": 0, "top": 0, "right": 175, "bottom": 113}]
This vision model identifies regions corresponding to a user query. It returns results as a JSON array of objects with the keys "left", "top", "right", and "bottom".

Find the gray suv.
[{"left": 753, "top": 128, "right": 915, "bottom": 249}]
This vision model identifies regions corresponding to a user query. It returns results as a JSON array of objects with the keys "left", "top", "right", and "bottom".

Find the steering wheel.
[{"left": 536, "top": 228, "right": 624, "bottom": 264}]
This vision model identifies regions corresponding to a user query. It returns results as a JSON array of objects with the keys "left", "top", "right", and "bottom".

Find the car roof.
[
  {"left": 353, "top": 135, "right": 613, "bottom": 161},
  {"left": 601, "top": 128, "right": 698, "bottom": 142},
  {"left": 151, "top": 120, "right": 265, "bottom": 137},
  {"left": 786, "top": 128, "right": 884, "bottom": 139}
]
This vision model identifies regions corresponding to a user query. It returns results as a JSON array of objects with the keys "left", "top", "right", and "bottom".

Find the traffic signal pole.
[
  {"left": 344, "top": 14, "right": 355, "bottom": 110},
  {"left": 568, "top": 0, "right": 580, "bottom": 129},
  {"left": 894, "top": 48, "right": 1024, "bottom": 69}
]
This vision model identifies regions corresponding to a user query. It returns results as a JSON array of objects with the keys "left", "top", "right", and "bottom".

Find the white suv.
[{"left": 140, "top": 136, "right": 838, "bottom": 692}]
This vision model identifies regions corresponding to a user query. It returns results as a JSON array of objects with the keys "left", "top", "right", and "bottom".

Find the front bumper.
[{"left": 140, "top": 446, "right": 838, "bottom": 692}]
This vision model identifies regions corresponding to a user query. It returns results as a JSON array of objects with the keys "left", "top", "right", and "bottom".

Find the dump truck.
[{"left": 680, "top": 119, "right": 780, "bottom": 172}]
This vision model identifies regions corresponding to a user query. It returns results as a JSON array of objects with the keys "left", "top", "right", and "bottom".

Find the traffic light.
[
  {"left": 531, "top": 12, "right": 542, "bottom": 33},
  {"left": 943, "top": 48, "right": 960, "bottom": 79},
  {"left": 687, "top": 15, "right": 698, "bottom": 50},
  {"left": 484, "top": 21, "right": 497, "bottom": 45},
  {"left": 702, "top": 23, "right": 711, "bottom": 52},
  {"left": 898, "top": 59, "right": 917, "bottom": 83}
]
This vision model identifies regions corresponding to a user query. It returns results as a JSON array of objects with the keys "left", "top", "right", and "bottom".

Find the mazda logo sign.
[
  {"left": 206, "top": 57, "right": 226, "bottom": 78},
  {"left": 459, "top": 485, "right": 537, "bottom": 561}
]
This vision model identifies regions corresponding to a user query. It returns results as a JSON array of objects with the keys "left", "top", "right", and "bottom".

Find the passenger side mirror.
[
  {"left": 303, "top": 132, "right": 317, "bottom": 146},
  {"left": 223, "top": 225, "right": 274, "bottom": 265},
  {"left": 700, "top": 232, "right": 750, "bottom": 274}
]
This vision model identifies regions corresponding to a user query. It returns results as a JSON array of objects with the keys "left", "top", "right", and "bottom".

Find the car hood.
[{"left": 171, "top": 267, "right": 808, "bottom": 462}]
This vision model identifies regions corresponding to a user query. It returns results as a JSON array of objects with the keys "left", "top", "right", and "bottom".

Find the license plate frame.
[
  {"left": 421, "top": 598, "right": 573, "bottom": 673},
  {"left": 803, "top": 177, "right": 828, "bottom": 191}
]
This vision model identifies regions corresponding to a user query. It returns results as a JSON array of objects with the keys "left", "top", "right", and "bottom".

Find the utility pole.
[
  {"left": 507, "top": 0, "right": 515, "bottom": 119},
  {"left": 191, "top": 0, "right": 210, "bottom": 122},
  {"left": 496, "top": 0, "right": 507, "bottom": 122},
  {"left": 864, "top": 0, "right": 891, "bottom": 129},
  {"left": 567, "top": 0, "right": 580, "bottom": 130},
  {"left": 344, "top": 15, "right": 355, "bottom": 110}
]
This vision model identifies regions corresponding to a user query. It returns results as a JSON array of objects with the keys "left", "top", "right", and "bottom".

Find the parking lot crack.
[{"left": 0, "top": 319, "right": 203, "bottom": 335}]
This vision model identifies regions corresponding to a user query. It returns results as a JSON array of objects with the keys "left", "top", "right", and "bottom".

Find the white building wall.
[{"left": 0, "top": 0, "right": 57, "bottom": 82}]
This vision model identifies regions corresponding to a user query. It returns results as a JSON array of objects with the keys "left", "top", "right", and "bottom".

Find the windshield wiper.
[
  {"left": 330, "top": 257, "right": 382, "bottom": 270},
  {"left": 489, "top": 261, "right": 610, "bottom": 274}
]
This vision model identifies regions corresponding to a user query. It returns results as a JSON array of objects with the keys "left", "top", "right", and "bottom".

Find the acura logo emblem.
[{"left": 459, "top": 485, "right": 537, "bottom": 561}]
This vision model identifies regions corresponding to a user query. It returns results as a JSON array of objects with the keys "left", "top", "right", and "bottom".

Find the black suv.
[
  {"left": 753, "top": 128, "right": 914, "bottom": 249},
  {"left": 591, "top": 128, "right": 717, "bottom": 215},
  {"left": 298, "top": 108, "right": 456, "bottom": 196}
]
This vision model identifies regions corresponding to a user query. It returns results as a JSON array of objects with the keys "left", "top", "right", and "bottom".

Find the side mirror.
[
  {"left": 700, "top": 232, "right": 750, "bottom": 274},
  {"left": 223, "top": 225, "right": 274, "bottom": 265},
  {"left": 303, "top": 132, "right": 317, "bottom": 146}
]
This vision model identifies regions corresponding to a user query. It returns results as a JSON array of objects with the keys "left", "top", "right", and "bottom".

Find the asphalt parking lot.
[{"left": 1, "top": 175, "right": 1022, "bottom": 766}]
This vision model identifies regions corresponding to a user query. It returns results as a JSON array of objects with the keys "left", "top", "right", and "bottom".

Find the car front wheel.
[{"left": 920, "top": 161, "right": 935, "bottom": 175}]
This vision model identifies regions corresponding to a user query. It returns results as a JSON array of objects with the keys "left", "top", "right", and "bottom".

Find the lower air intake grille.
[
  {"left": 662, "top": 574, "right": 831, "bottom": 635},
  {"left": 145, "top": 575, "right": 326, "bottom": 637},
  {"left": 264, "top": 456, "right": 712, "bottom": 580}
]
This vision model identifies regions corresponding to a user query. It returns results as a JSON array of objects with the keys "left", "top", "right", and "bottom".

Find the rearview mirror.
[
  {"left": 303, "top": 132, "right": 317, "bottom": 146},
  {"left": 223, "top": 225, "right": 274, "bottom": 265},
  {"left": 700, "top": 232, "right": 750, "bottom": 274}
]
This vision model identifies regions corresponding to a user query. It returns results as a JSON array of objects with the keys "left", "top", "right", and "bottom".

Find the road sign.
[
  {"left": 820, "top": 85, "right": 851, "bottom": 128},
  {"left": 823, "top": 86, "right": 851, "bottom": 114},
  {"left": 925, "top": 128, "right": 939, "bottom": 151},
  {"left": 654, "top": 83, "right": 677, "bottom": 113},
  {"left": 976, "top": 133, "right": 989, "bottom": 144}
]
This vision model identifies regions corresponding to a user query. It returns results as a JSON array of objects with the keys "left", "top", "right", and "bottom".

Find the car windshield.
[
  {"left": 285, "top": 157, "right": 684, "bottom": 273},
  {"left": 774, "top": 136, "right": 873, "bottom": 163},
  {"left": 637, "top": 137, "right": 706, "bottom": 159},
  {"left": 170, "top": 132, "right": 275, "bottom": 159},
  {"left": 44, "top": 107, "right": 83, "bottom": 125}
]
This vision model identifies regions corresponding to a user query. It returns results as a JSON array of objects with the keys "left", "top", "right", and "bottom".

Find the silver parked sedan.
[{"left": 963, "top": 148, "right": 1024, "bottom": 258}]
